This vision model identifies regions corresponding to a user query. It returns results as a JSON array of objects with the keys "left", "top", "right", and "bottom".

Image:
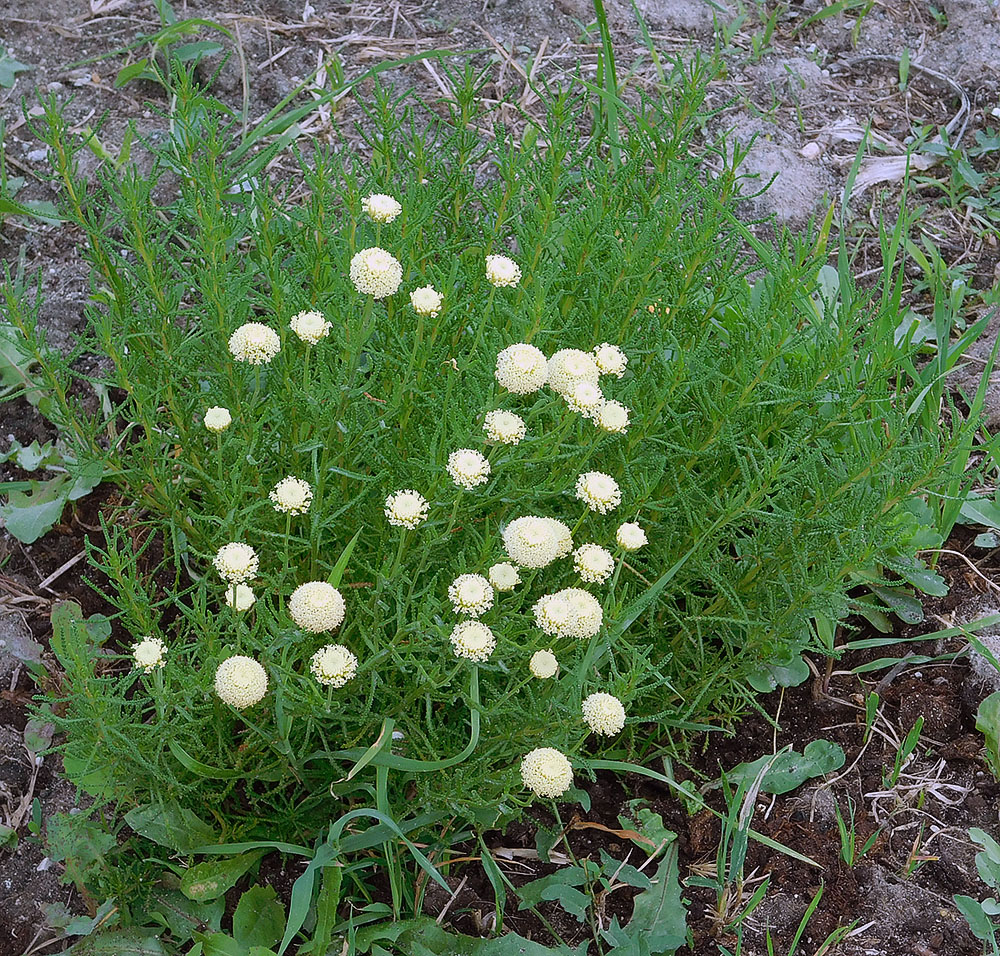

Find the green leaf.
[
  {"left": 0, "top": 823, "right": 17, "bottom": 850},
  {"left": 233, "top": 886, "right": 285, "bottom": 950},
  {"left": 0, "top": 475, "right": 69, "bottom": 543},
  {"left": 628, "top": 843, "right": 686, "bottom": 954},
  {"left": 723, "top": 740, "right": 846, "bottom": 795},
  {"left": 747, "top": 651, "right": 810, "bottom": 693},
  {"left": 172, "top": 41, "right": 224, "bottom": 62},
  {"left": 149, "top": 891, "right": 224, "bottom": 942},
  {"left": 955, "top": 894, "right": 997, "bottom": 945},
  {"left": 961, "top": 496, "right": 1000, "bottom": 530},
  {"left": 0, "top": 46, "right": 30, "bottom": 88},
  {"left": 976, "top": 532, "right": 999, "bottom": 548},
  {"left": 977, "top": 692, "right": 1000, "bottom": 782},
  {"left": 517, "top": 866, "right": 591, "bottom": 915},
  {"left": 70, "top": 930, "right": 167, "bottom": 955},
  {"left": 181, "top": 850, "right": 264, "bottom": 901},
  {"left": 115, "top": 59, "right": 156, "bottom": 88},
  {"left": 125, "top": 803, "right": 218, "bottom": 853}
]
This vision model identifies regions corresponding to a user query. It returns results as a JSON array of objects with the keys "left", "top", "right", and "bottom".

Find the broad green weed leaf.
[
  {"left": 723, "top": 740, "right": 846, "bottom": 795},
  {"left": 0, "top": 475, "right": 70, "bottom": 543},
  {"left": 0, "top": 47, "right": 30, "bottom": 88},
  {"left": 233, "top": 885, "right": 285, "bottom": 950},
  {"left": 70, "top": 930, "right": 166, "bottom": 955},
  {"left": 976, "top": 694, "right": 1000, "bottom": 782},
  {"left": 181, "top": 850, "right": 264, "bottom": 901},
  {"left": 149, "top": 891, "right": 224, "bottom": 942},
  {"left": 628, "top": 842, "right": 686, "bottom": 954},
  {"left": 125, "top": 803, "right": 218, "bottom": 853}
]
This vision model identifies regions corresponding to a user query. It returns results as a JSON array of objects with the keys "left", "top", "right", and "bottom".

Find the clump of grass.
[{"left": 0, "top": 50, "right": 982, "bottom": 937}]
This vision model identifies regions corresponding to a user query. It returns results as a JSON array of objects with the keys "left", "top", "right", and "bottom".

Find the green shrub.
[{"left": 0, "top": 54, "right": 976, "bottom": 920}]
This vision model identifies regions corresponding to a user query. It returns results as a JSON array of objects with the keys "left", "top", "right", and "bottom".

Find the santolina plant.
[{"left": 0, "top": 56, "right": 981, "bottom": 927}]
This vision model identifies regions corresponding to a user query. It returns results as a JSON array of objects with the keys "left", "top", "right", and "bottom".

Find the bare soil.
[{"left": 2, "top": 1, "right": 1000, "bottom": 954}]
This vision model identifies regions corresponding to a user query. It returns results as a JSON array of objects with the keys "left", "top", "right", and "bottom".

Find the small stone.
[{"left": 800, "top": 142, "right": 822, "bottom": 159}]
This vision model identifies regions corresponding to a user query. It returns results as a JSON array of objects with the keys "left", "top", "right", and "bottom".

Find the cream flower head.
[
  {"left": 596, "top": 401, "right": 630, "bottom": 434},
  {"left": 573, "top": 544, "right": 615, "bottom": 584},
  {"left": 289, "top": 310, "right": 332, "bottom": 345},
  {"left": 215, "top": 655, "right": 268, "bottom": 709},
  {"left": 350, "top": 247, "right": 403, "bottom": 298},
  {"left": 495, "top": 343, "right": 548, "bottom": 394},
  {"left": 228, "top": 322, "right": 281, "bottom": 365},
  {"left": 310, "top": 644, "right": 358, "bottom": 687},
  {"left": 502, "top": 516, "right": 570, "bottom": 569},
  {"left": 616, "top": 522, "right": 647, "bottom": 551},
  {"left": 362, "top": 193, "right": 402, "bottom": 223},
  {"left": 529, "top": 649, "right": 559, "bottom": 679},
  {"left": 450, "top": 620, "right": 496, "bottom": 662},
  {"left": 520, "top": 747, "right": 573, "bottom": 798},
  {"left": 410, "top": 286, "right": 442, "bottom": 317},
  {"left": 582, "top": 692, "right": 626, "bottom": 735},
  {"left": 269, "top": 477, "right": 313, "bottom": 515},
  {"left": 566, "top": 381, "right": 605, "bottom": 418},
  {"left": 225, "top": 583, "right": 256, "bottom": 612},
  {"left": 575, "top": 471, "right": 621, "bottom": 514},
  {"left": 384, "top": 489, "right": 429, "bottom": 529},
  {"left": 289, "top": 582, "right": 346, "bottom": 633},
  {"left": 593, "top": 343, "right": 628, "bottom": 378},
  {"left": 545, "top": 517, "right": 574, "bottom": 559},
  {"left": 132, "top": 636, "right": 166, "bottom": 673},
  {"left": 533, "top": 588, "right": 603, "bottom": 639},
  {"left": 485, "top": 254, "right": 521, "bottom": 288},
  {"left": 488, "top": 561, "right": 521, "bottom": 592},
  {"left": 448, "top": 573, "right": 495, "bottom": 617},
  {"left": 204, "top": 406, "right": 231, "bottom": 433},
  {"left": 213, "top": 543, "right": 259, "bottom": 583},
  {"left": 547, "top": 349, "right": 599, "bottom": 397},
  {"left": 483, "top": 409, "right": 526, "bottom": 445},
  {"left": 447, "top": 449, "right": 491, "bottom": 490}
]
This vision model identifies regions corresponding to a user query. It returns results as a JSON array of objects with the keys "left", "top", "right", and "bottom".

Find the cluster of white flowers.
[
  {"left": 132, "top": 636, "right": 166, "bottom": 673},
  {"left": 289, "top": 582, "right": 346, "bottom": 633},
  {"left": 448, "top": 573, "right": 495, "bottom": 617},
  {"left": 533, "top": 588, "right": 603, "bottom": 639},
  {"left": 450, "top": 620, "right": 496, "bottom": 662},
  {"left": 582, "top": 692, "right": 626, "bottom": 735},
  {"left": 214, "top": 543, "right": 259, "bottom": 583},
  {"left": 575, "top": 471, "right": 622, "bottom": 514},
  {"left": 410, "top": 286, "right": 442, "bottom": 317},
  {"left": 485, "top": 254, "right": 521, "bottom": 288},
  {"left": 573, "top": 544, "right": 615, "bottom": 584},
  {"left": 229, "top": 322, "right": 281, "bottom": 365},
  {"left": 483, "top": 410, "right": 526, "bottom": 445},
  {"left": 289, "top": 310, "right": 331, "bottom": 344},
  {"left": 616, "top": 521, "right": 647, "bottom": 551},
  {"left": 593, "top": 343, "right": 628, "bottom": 378},
  {"left": 495, "top": 344, "right": 548, "bottom": 394},
  {"left": 204, "top": 406, "right": 231, "bottom": 433},
  {"left": 362, "top": 193, "right": 402, "bottom": 224},
  {"left": 502, "top": 516, "right": 572, "bottom": 569},
  {"left": 447, "top": 449, "right": 491, "bottom": 490},
  {"left": 215, "top": 655, "right": 268, "bottom": 709},
  {"left": 596, "top": 400, "right": 630, "bottom": 434},
  {"left": 270, "top": 477, "right": 313, "bottom": 515},
  {"left": 520, "top": 747, "right": 573, "bottom": 798},
  {"left": 548, "top": 349, "right": 600, "bottom": 398},
  {"left": 350, "top": 246, "right": 403, "bottom": 298},
  {"left": 566, "top": 381, "right": 604, "bottom": 418},
  {"left": 310, "top": 644, "right": 359, "bottom": 687},
  {"left": 384, "top": 489, "right": 429, "bottom": 529}
]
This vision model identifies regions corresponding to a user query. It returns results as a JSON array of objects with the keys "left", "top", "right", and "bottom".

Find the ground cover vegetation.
[{"left": 0, "top": 4, "right": 997, "bottom": 952}]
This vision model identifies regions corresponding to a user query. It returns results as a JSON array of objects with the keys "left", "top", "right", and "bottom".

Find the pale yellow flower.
[
  {"left": 529, "top": 649, "right": 558, "bottom": 679},
  {"left": 132, "top": 636, "right": 166, "bottom": 673},
  {"left": 350, "top": 247, "right": 403, "bottom": 298},
  {"left": 575, "top": 471, "right": 621, "bottom": 514},
  {"left": 447, "top": 449, "right": 490, "bottom": 490},
  {"left": 485, "top": 254, "right": 521, "bottom": 288},
  {"left": 488, "top": 562, "right": 521, "bottom": 592},
  {"left": 533, "top": 588, "right": 603, "bottom": 639},
  {"left": 502, "top": 516, "right": 569, "bottom": 569},
  {"left": 215, "top": 655, "right": 268, "bottom": 709},
  {"left": 573, "top": 543, "right": 615, "bottom": 584},
  {"left": 225, "top": 583, "right": 256, "bottom": 612},
  {"left": 495, "top": 344, "right": 548, "bottom": 394},
  {"left": 228, "top": 322, "right": 280, "bottom": 365},
  {"left": 483, "top": 409, "right": 526, "bottom": 445},
  {"left": 448, "top": 573, "right": 495, "bottom": 617},
  {"left": 450, "top": 620, "right": 496, "bottom": 662},
  {"left": 384, "top": 489, "right": 429, "bottom": 529},
  {"left": 548, "top": 349, "right": 599, "bottom": 397},
  {"left": 362, "top": 193, "right": 402, "bottom": 223},
  {"left": 566, "top": 381, "right": 604, "bottom": 418},
  {"left": 596, "top": 401, "right": 630, "bottom": 434},
  {"left": 289, "top": 310, "right": 332, "bottom": 345},
  {"left": 593, "top": 343, "right": 628, "bottom": 378},
  {"left": 269, "top": 477, "right": 313, "bottom": 515},
  {"left": 616, "top": 522, "right": 647, "bottom": 551},
  {"left": 582, "top": 692, "right": 626, "bottom": 735},
  {"left": 213, "top": 543, "right": 259, "bottom": 583},
  {"left": 204, "top": 406, "right": 231, "bottom": 432},
  {"left": 289, "top": 582, "right": 346, "bottom": 633},
  {"left": 410, "top": 286, "right": 442, "bottom": 317},
  {"left": 520, "top": 747, "right": 573, "bottom": 798},
  {"left": 310, "top": 644, "right": 358, "bottom": 687}
]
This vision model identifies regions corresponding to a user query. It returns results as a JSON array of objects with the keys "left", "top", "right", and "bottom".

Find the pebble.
[
  {"left": 26, "top": 148, "right": 47, "bottom": 162},
  {"left": 800, "top": 142, "right": 822, "bottom": 159}
]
